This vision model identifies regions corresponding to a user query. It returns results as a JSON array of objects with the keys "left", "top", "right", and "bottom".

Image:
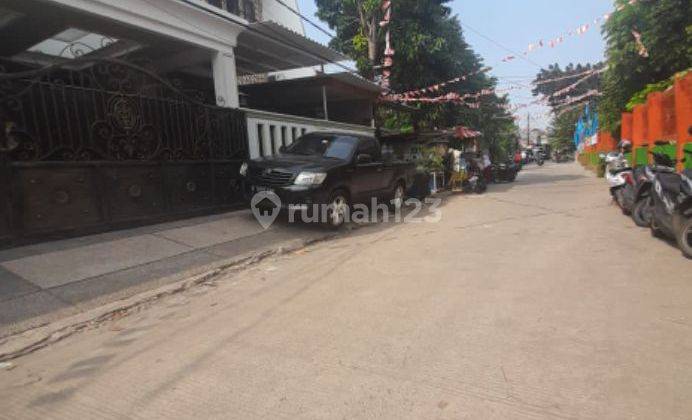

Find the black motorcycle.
[
  {"left": 649, "top": 150, "right": 691, "bottom": 258},
  {"left": 629, "top": 150, "right": 676, "bottom": 227},
  {"left": 460, "top": 155, "right": 487, "bottom": 194},
  {"left": 535, "top": 154, "right": 545, "bottom": 166},
  {"left": 677, "top": 168, "right": 692, "bottom": 258},
  {"left": 554, "top": 150, "right": 572, "bottom": 163},
  {"left": 491, "top": 161, "right": 519, "bottom": 183}
]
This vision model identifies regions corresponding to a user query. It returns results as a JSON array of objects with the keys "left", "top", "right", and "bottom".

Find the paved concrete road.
[{"left": 1, "top": 162, "right": 690, "bottom": 419}]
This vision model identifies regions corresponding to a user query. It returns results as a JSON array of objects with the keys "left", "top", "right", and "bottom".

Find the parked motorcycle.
[
  {"left": 604, "top": 151, "right": 633, "bottom": 214},
  {"left": 629, "top": 150, "right": 677, "bottom": 227},
  {"left": 554, "top": 149, "right": 573, "bottom": 163},
  {"left": 460, "top": 155, "right": 487, "bottom": 194},
  {"left": 677, "top": 167, "right": 692, "bottom": 258},
  {"left": 491, "top": 161, "right": 519, "bottom": 183},
  {"left": 649, "top": 150, "right": 691, "bottom": 258},
  {"left": 535, "top": 154, "right": 545, "bottom": 166}
]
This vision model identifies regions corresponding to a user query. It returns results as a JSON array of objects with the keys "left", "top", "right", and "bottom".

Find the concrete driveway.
[{"left": 1, "top": 162, "right": 691, "bottom": 419}]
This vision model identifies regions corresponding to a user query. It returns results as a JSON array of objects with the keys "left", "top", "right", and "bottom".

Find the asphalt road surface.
[{"left": 1, "top": 162, "right": 691, "bottom": 419}]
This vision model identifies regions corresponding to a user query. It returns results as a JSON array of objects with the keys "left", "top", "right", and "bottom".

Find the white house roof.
[{"left": 236, "top": 21, "right": 349, "bottom": 74}]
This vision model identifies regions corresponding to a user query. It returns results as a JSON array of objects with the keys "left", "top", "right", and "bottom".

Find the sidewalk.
[{"left": 0, "top": 210, "right": 336, "bottom": 337}]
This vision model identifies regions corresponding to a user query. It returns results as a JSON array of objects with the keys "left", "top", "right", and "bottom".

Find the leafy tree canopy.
[
  {"left": 532, "top": 62, "right": 604, "bottom": 109},
  {"left": 315, "top": 0, "right": 518, "bottom": 159},
  {"left": 531, "top": 62, "right": 604, "bottom": 152},
  {"left": 600, "top": 0, "right": 691, "bottom": 131}
]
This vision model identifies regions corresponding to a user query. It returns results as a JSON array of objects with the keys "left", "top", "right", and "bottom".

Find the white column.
[
  {"left": 262, "top": 124, "right": 272, "bottom": 157},
  {"left": 212, "top": 50, "right": 239, "bottom": 108},
  {"left": 247, "top": 120, "right": 260, "bottom": 159}
]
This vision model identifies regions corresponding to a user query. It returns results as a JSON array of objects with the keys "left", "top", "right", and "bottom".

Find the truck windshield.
[{"left": 283, "top": 134, "right": 357, "bottom": 160}]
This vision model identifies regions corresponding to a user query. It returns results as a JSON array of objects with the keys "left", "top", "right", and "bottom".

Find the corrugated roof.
[{"left": 236, "top": 21, "right": 349, "bottom": 73}]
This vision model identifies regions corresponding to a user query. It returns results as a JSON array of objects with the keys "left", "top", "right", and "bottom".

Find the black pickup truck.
[{"left": 240, "top": 131, "right": 416, "bottom": 227}]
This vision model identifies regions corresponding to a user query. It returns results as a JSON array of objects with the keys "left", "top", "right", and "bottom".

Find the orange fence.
[
  {"left": 620, "top": 72, "right": 691, "bottom": 171},
  {"left": 578, "top": 72, "right": 691, "bottom": 172}
]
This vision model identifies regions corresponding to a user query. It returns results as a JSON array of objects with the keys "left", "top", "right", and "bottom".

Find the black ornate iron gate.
[{"left": 0, "top": 59, "right": 248, "bottom": 245}]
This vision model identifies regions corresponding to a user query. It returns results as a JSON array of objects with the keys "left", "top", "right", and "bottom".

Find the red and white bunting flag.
[{"left": 631, "top": 30, "right": 649, "bottom": 57}]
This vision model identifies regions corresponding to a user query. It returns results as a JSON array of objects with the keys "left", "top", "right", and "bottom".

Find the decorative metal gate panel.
[{"left": 0, "top": 58, "right": 247, "bottom": 245}]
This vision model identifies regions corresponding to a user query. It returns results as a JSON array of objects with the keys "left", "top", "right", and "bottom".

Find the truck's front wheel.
[
  {"left": 326, "top": 190, "right": 349, "bottom": 229},
  {"left": 389, "top": 182, "right": 405, "bottom": 212}
]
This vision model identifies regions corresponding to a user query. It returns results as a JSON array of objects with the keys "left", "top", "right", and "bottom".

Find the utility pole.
[{"left": 526, "top": 113, "right": 530, "bottom": 148}]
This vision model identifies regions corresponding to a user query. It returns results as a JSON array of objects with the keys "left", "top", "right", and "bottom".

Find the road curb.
[{"left": 0, "top": 232, "right": 339, "bottom": 362}]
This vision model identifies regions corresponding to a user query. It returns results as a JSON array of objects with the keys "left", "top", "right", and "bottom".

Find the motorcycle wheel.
[
  {"left": 461, "top": 181, "right": 472, "bottom": 194},
  {"left": 614, "top": 189, "right": 630, "bottom": 215},
  {"left": 650, "top": 218, "right": 666, "bottom": 239},
  {"left": 632, "top": 199, "right": 651, "bottom": 228},
  {"left": 677, "top": 218, "right": 692, "bottom": 259}
]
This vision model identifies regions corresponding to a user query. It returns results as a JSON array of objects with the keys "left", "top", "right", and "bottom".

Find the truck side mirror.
[{"left": 356, "top": 153, "right": 372, "bottom": 164}]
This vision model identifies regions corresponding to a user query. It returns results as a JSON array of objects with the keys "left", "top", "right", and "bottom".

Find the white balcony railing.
[{"left": 242, "top": 108, "right": 375, "bottom": 159}]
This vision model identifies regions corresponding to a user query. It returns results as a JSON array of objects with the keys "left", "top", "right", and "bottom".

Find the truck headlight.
[
  {"left": 239, "top": 162, "right": 248, "bottom": 176},
  {"left": 294, "top": 171, "right": 327, "bottom": 186}
]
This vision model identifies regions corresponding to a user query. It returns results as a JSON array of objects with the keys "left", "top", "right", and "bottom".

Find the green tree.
[
  {"left": 532, "top": 62, "right": 604, "bottom": 108},
  {"left": 548, "top": 108, "right": 582, "bottom": 152},
  {"left": 314, "top": 0, "right": 382, "bottom": 78},
  {"left": 600, "top": 0, "right": 691, "bottom": 131},
  {"left": 315, "top": 0, "right": 517, "bottom": 158},
  {"left": 532, "top": 62, "right": 604, "bottom": 152}
]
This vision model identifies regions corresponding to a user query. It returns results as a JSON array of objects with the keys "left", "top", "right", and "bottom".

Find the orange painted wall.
[
  {"left": 632, "top": 104, "right": 648, "bottom": 149},
  {"left": 661, "top": 88, "right": 677, "bottom": 138},
  {"left": 646, "top": 91, "right": 664, "bottom": 151},
  {"left": 608, "top": 73, "right": 691, "bottom": 171},
  {"left": 597, "top": 131, "right": 616, "bottom": 152},
  {"left": 674, "top": 73, "right": 691, "bottom": 170},
  {"left": 621, "top": 112, "right": 633, "bottom": 141}
]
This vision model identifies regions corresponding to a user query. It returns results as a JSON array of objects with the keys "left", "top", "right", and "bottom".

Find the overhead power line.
[
  {"left": 456, "top": 19, "right": 543, "bottom": 69},
  {"left": 270, "top": 0, "right": 336, "bottom": 40}
]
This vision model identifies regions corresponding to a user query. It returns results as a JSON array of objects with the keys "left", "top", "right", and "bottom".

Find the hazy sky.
[{"left": 296, "top": 0, "right": 614, "bottom": 130}]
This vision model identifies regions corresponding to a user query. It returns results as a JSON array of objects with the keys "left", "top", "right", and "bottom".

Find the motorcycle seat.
[
  {"left": 610, "top": 167, "right": 631, "bottom": 175},
  {"left": 657, "top": 173, "right": 681, "bottom": 194}
]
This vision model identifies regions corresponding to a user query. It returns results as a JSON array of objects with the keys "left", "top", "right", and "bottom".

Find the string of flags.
[
  {"left": 377, "top": 3, "right": 621, "bottom": 112},
  {"left": 506, "top": 89, "right": 602, "bottom": 116},
  {"left": 384, "top": 65, "right": 604, "bottom": 104},
  {"left": 383, "top": 67, "right": 492, "bottom": 100},
  {"left": 501, "top": 0, "right": 638, "bottom": 63},
  {"left": 381, "top": 68, "right": 601, "bottom": 106},
  {"left": 631, "top": 30, "right": 649, "bottom": 57},
  {"left": 381, "top": 85, "right": 522, "bottom": 106},
  {"left": 543, "top": 67, "right": 605, "bottom": 99},
  {"left": 554, "top": 90, "right": 603, "bottom": 115},
  {"left": 532, "top": 67, "right": 601, "bottom": 86}
]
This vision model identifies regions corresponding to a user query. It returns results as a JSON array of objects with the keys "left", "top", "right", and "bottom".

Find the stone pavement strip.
[
  {"left": 0, "top": 162, "right": 691, "bottom": 419},
  {"left": 0, "top": 209, "right": 337, "bottom": 337}
]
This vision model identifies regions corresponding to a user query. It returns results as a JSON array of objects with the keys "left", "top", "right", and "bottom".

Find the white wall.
[
  {"left": 260, "top": 0, "right": 305, "bottom": 35},
  {"left": 244, "top": 108, "right": 375, "bottom": 158}
]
